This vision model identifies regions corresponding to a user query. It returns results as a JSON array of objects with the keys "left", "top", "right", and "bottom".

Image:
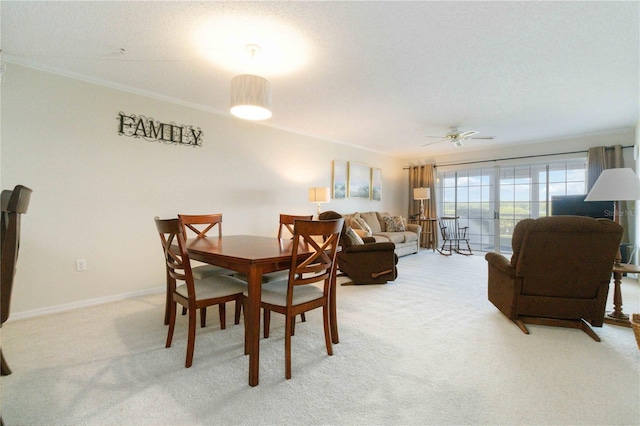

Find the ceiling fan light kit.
[{"left": 422, "top": 126, "right": 495, "bottom": 148}]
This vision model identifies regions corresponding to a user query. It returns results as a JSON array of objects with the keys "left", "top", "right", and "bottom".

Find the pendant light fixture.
[{"left": 230, "top": 45, "right": 272, "bottom": 121}]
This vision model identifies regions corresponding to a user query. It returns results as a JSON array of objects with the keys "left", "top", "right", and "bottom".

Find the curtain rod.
[{"left": 403, "top": 145, "right": 635, "bottom": 169}]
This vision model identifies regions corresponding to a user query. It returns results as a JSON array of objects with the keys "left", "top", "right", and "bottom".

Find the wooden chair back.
[
  {"left": 278, "top": 214, "right": 313, "bottom": 239},
  {"left": 154, "top": 218, "right": 196, "bottom": 304},
  {"left": 1, "top": 185, "right": 32, "bottom": 376},
  {"left": 286, "top": 219, "right": 343, "bottom": 303},
  {"left": 1, "top": 185, "right": 32, "bottom": 325},
  {"left": 178, "top": 213, "right": 223, "bottom": 239}
]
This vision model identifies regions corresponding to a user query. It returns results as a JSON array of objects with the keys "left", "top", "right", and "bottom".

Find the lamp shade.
[
  {"left": 230, "top": 74, "right": 272, "bottom": 120},
  {"left": 308, "top": 187, "right": 330, "bottom": 203},
  {"left": 413, "top": 187, "right": 430, "bottom": 200},
  {"left": 585, "top": 168, "right": 640, "bottom": 201}
]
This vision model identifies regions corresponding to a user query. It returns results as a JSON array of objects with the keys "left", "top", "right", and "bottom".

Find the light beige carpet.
[{"left": 1, "top": 251, "right": 639, "bottom": 425}]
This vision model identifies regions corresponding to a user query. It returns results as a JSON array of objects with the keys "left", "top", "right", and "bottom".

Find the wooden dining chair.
[
  {"left": 1, "top": 185, "right": 32, "bottom": 376},
  {"left": 155, "top": 217, "right": 247, "bottom": 368},
  {"left": 248, "top": 218, "right": 343, "bottom": 379},
  {"left": 177, "top": 214, "right": 239, "bottom": 327},
  {"left": 177, "top": 214, "right": 235, "bottom": 279},
  {"left": 235, "top": 214, "right": 313, "bottom": 335}
]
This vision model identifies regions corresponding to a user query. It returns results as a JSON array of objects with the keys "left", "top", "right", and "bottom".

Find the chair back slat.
[
  {"left": 178, "top": 214, "right": 223, "bottom": 239},
  {"left": 278, "top": 214, "right": 313, "bottom": 239}
]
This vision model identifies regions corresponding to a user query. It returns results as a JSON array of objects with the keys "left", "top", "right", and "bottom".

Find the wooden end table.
[
  {"left": 604, "top": 263, "right": 639, "bottom": 328},
  {"left": 409, "top": 218, "right": 437, "bottom": 251}
]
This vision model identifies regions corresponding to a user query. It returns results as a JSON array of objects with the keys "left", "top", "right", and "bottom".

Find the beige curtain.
[
  {"left": 587, "top": 145, "right": 623, "bottom": 190},
  {"left": 408, "top": 164, "right": 438, "bottom": 247},
  {"left": 587, "top": 145, "right": 628, "bottom": 242},
  {"left": 408, "top": 164, "right": 436, "bottom": 217}
]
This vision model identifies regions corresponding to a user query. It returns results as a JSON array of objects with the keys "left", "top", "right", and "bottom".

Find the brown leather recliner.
[
  {"left": 485, "top": 216, "right": 622, "bottom": 341},
  {"left": 319, "top": 211, "right": 398, "bottom": 284}
]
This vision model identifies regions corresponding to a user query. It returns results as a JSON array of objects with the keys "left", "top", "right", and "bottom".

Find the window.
[{"left": 436, "top": 160, "right": 586, "bottom": 253}]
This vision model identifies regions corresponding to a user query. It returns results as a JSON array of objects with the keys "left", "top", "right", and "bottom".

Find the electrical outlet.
[{"left": 76, "top": 259, "right": 87, "bottom": 272}]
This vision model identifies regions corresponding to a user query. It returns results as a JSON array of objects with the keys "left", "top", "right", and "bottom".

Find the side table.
[
  {"left": 409, "top": 218, "right": 437, "bottom": 251},
  {"left": 604, "top": 263, "right": 639, "bottom": 327}
]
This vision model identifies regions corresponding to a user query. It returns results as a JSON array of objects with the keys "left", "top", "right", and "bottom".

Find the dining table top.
[{"left": 186, "top": 234, "right": 312, "bottom": 265}]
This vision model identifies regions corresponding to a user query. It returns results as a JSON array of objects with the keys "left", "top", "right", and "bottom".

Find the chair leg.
[
  {"left": 166, "top": 302, "right": 177, "bottom": 348},
  {"left": 300, "top": 312, "right": 306, "bottom": 322},
  {"left": 1, "top": 347, "right": 12, "bottom": 376},
  {"left": 285, "top": 314, "right": 293, "bottom": 380},
  {"left": 323, "top": 305, "right": 333, "bottom": 356},
  {"left": 264, "top": 309, "right": 271, "bottom": 338},
  {"left": 243, "top": 298, "right": 249, "bottom": 356},
  {"left": 200, "top": 307, "right": 207, "bottom": 328},
  {"left": 219, "top": 304, "right": 226, "bottom": 330},
  {"left": 185, "top": 308, "right": 197, "bottom": 368},
  {"left": 579, "top": 319, "right": 601, "bottom": 342},
  {"left": 234, "top": 299, "right": 242, "bottom": 325},
  {"left": 514, "top": 319, "right": 530, "bottom": 335},
  {"left": 182, "top": 306, "right": 187, "bottom": 316}
]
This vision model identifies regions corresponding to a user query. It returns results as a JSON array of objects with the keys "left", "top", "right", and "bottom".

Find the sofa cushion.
[
  {"left": 383, "top": 216, "right": 406, "bottom": 232},
  {"left": 375, "top": 212, "right": 392, "bottom": 231},
  {"left": 359, "top": 211, "right": 382, "bottom": 234},
  {"left": 375, "top": 231, "right": 417, "bottom": 244}
]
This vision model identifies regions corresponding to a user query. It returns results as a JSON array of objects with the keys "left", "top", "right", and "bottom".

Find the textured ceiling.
[{"left": 2, "top": 1, "right": 638, "bottom": 159}]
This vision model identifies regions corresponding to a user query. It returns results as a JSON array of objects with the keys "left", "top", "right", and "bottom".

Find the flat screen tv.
[{"left": 551, "top": 194, "right": 614, "bottom": 219}]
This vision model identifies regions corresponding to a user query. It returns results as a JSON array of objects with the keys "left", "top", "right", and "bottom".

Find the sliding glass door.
[
  {"left": 436, "top": 160, "right": 587, "bottom": 254},
  {"left": 437, "top": 167, "right": 497, "bottom": 252}
]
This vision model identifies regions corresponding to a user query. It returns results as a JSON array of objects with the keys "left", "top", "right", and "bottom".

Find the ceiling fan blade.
[
  {"left": 458, "top": 131, "right": 479, "bottom": 138},
  {"left": 425, "top": 135, "right": 445, "bottom": 139},
  {"left": 421, "top": 139, "right": 445, "bottom": 147},
  {"left": 469, "top": 136, "right": 495, "bottom": 140}
]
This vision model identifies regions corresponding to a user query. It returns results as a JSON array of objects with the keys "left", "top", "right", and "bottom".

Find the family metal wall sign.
[{"left": 117, "top": 112, "right": 203, "bottom": 147}]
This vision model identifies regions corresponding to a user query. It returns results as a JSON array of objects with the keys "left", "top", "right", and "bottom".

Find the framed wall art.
[
  {"left": 332, "top": 160, "right": 347, "bottom": 199},
  {"left": 348, "top": 162, "right": 371, "bottom": 198},
  {"left": 371, "top": 167, "right": 382, "bottom": 201}
]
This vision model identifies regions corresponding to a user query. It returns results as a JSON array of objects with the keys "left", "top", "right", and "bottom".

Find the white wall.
[{"left": 1, "top": 65, "right": 406, "bottom": 316}]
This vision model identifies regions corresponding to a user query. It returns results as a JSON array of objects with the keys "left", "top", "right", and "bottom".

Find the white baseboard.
[{"left": 8, "top": 286, "right": 165, "bottom": 321}]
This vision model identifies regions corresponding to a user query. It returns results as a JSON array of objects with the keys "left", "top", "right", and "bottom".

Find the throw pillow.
[
  {"left": 353, "top": 228, "right": 369, "bottom": 239},
  {"left": 384, "top": 216, "right": 406, "bottom": 232},
  {"left": 345, "top": 227, "right": 365, "bottom": 245},
  {"left": 354, "top": 217, "right": 373, "bottom": 236}
]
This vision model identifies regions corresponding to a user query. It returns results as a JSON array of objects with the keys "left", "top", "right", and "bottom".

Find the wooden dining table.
[{"left": 184, "top": 235, "right": 340, "bottom": 386}]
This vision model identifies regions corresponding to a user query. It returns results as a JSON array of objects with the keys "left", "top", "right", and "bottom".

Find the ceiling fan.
[{"left": 422, "top": 126, "right": 495, "bottom": 148}]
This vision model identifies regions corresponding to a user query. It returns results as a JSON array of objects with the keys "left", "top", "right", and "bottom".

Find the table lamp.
[
  {"left": 309, "top": 187, "right": 330, "bottom": 218},
  {"left": 413, "top": 187, "right": 430, "bottom": 220},
  {"left": 585, "top": 167, "right": 640, "bottom": 264}
]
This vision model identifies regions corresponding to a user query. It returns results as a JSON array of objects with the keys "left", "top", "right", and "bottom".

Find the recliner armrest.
[
  {"left": 485, "top": 252, "right": 513, "bottom": 275},
  {"left": 344, "top": 242, "right": 396, "bottom": 253}
]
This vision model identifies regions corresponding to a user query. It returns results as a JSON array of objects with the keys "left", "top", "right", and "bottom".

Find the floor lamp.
[
  {"left": 413, "top": 187, "right": 430, "bottom": 220},
  {"left": 585, "top": 167, "right": 640, "bottom": 265}
]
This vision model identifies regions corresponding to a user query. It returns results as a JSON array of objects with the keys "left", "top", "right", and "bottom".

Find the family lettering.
[{"left": 117, "top": 112, "right": 202, "bottom": 147}]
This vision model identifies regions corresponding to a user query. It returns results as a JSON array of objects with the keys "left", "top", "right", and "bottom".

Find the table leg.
[
  {"left": 246, "top": 266, "right": 262, "bottom": 386},
  {"left": 605, "top": 271, "right": 630, "bottom": 326}
]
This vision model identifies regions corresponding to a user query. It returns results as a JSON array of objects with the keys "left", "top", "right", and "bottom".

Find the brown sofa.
[
  {"left": 485, "top": 216, "right": 623, "bottom": 341},
  {"left": 342, "top": 211, "right": 421, "bottom": 257},
  {"left": 319, "top": 211, "right": 398, "bottom": 284}
]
